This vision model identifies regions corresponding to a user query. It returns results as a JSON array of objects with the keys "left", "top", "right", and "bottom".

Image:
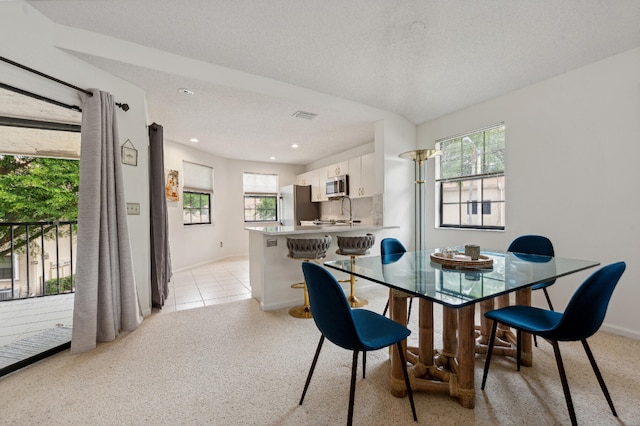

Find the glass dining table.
[{"left": 324, "top": 248, "right": 599, "bottom": 409}]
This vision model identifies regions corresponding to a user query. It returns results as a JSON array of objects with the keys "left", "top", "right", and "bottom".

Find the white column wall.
[{"left": 379, "top": 118, "right": 417, "bottom": 250}]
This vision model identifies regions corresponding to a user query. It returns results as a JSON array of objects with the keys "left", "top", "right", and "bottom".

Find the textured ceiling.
[{"left": 24, "top": 0, "right": 640, "bottom": 165}]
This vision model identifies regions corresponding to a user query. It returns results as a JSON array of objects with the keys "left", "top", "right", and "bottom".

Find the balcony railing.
[{"left": 0, "top": 221, "right": 77, "bottom": 301}]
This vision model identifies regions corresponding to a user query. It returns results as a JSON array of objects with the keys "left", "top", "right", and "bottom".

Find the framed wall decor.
[
  {"left": 165, "top": 169, "right": 180, "bottom": 201},
  {"left": 121, "top": 139, "right": 138, "bottom": 166}
]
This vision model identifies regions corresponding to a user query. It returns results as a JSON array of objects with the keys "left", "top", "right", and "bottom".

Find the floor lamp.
[{"left": 399, "top": 149, "right": 440, "bottom": 251}]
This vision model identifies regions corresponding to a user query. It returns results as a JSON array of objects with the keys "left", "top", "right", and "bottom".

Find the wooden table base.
[
  {"left": 474, "top": 291, "right": 533, "bottom": 367},
  {"left": 388, "top": 287, "right": 533, "bottom": 409}
]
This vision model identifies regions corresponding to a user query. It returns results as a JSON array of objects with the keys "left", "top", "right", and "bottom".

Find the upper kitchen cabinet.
[
  {"left": 296, "top": 169, "right": 326, "bottom": 202},
  {"left": 324, "top": 161, "right": 349, "bottom": 179},
  {"left": 348, "top": 153, "right": 380, "bottom": 198},
  {"left": 296, "top": 171, "right": 313, "bottom": 186}
]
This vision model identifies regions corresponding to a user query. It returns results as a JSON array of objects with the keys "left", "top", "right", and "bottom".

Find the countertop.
[{"left": 244, "top": 224, "right": 397, "bottom": 236}]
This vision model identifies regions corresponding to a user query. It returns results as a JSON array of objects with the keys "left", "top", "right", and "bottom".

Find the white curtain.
[{"left": 71, "top": 89, "right": 142, "bottom": 353}]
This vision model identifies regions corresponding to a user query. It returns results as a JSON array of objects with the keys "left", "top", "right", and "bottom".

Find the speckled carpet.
[{"left": 1, "top": 285, "right": 639, "bottom": 425}]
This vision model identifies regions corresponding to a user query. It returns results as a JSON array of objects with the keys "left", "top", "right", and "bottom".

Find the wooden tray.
[{"left": 430, "top": 252, "right": 494, "bottom": 270}]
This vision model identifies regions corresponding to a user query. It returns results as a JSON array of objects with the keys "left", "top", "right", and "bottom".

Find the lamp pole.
[{"left": 399, "top": 149, "right": 440, "bottom": 251}]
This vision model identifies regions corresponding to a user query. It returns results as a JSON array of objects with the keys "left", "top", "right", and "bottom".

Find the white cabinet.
[
  {"left": 312, "top": 169, "right": 327, "bottom": 201},
  {"left": 296, "top": 171, "right": 313, "bottom": 186},
  {"left": 348, "top": 157, "right": 362, "bottom": 198},
  {"left": 297, "top": 169, "right": 326, "bottom": 202},
  {"left": 360, "top": 153, "right": 380, "bottom": 197},
  {"left": 325, "top": 161, "right": 349, "bottom": 178},
  {"left": 297, "top": 153, "right": 379, "bottom": 201},
  {"left": 348, "top": 153, "right": 380, "bottom": 198}
]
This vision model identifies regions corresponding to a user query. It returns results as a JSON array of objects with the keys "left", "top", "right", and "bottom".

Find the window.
[
  {"left": 436, "top": 123, "right": 505, "bottom": 230},
  {"left": 0, "top": 255, "right": 19, "bottom": 281},
  {"left": 183, "top": 191, "right": 211, "bottom": 225},
  {"left": 183, "top": 162, "right": 213, "bottom": 225},
  {"left": 243, "top": 172, "right": 278, "bottom": 222}
]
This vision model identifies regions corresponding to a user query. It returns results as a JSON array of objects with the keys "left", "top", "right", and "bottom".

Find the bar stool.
[
  {"left": 287, "top": 235, "right": 332, "bottom": 319},
  {"left": 336, "top": 233, "right": 375, "bottom": 308}
]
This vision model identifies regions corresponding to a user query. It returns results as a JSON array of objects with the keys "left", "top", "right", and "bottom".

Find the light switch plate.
[{"left": 126, "top": 202, "right": 140, "bottom": 215}]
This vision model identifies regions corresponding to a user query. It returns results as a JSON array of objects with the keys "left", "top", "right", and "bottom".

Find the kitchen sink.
[
  {"left": 312, "top": 220, "right": 358, "bottom": 226},
  {"left": 299, "top": 220, "right": 361, "bottom": 226}
]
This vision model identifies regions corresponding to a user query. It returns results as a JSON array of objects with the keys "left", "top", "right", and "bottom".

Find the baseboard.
[
  {"left": 601, "top": 323, "right": 640, "bottom": 340},
  {"left": 260, "top": 298, "right": 300, "bottom": 311}
]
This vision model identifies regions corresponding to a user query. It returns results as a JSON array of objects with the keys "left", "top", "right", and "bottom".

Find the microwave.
[{"left": 326, "top": 175, "right": 349, "bottom": 199}]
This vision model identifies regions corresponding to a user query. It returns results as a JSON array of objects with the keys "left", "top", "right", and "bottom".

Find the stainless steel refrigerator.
[{"left": 279, "top": 185, "right": 319, "bottom": 226}]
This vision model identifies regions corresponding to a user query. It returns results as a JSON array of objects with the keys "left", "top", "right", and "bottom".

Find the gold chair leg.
[
  {"left": 348, "top": 277, "right": 368, "bottom": 307},
  {"left": 347, "top": 256, "right": 368, "bottom": 308},
  {"left": 290, "top": 281, "right": 313, "bottom": 319}
]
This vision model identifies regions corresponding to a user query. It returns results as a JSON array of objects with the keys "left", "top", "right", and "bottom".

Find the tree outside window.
[
  {"left": 183, "top": 191, "right": 211, "bottom": 225},
  {"left": 182, "top": 162, "right": 213, "bottom": 225},
  {"left": 243, "top": 173, "right": 277, "bottom": 222},
  {"left": 436, "top": 124, "right": 505, "bottom": 230},
  {"left": 0, "top": 155, "right": 79, "bottom": 259}
]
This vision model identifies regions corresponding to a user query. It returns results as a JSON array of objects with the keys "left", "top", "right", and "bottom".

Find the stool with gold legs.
[
  {"left": 287, "top": 235, "right": 332, "bottom": 319},
  {"left": 336, "top": 234, "right": 375, "bottom": 308}
]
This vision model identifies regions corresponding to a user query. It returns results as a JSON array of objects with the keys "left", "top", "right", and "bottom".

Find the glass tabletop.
[{"left": 324, "top": 248, "right": 599, "bottom": 308}]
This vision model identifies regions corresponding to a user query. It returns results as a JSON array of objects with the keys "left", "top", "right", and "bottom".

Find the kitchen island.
[{"left": 245, "top": 224, "right": 399, "bottom": 311}]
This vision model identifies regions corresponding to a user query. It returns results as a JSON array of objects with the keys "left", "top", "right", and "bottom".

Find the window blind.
[
  {"left": 243, "top": 172, "right": 277, "bottom": 195},
  {"left": 183, "top": 161, "right": 213, "bottom": 192}
]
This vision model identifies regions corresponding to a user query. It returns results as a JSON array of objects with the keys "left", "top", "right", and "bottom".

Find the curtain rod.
[
  {"left": 0, "top": 81, "right": 82, "bottom": 112},
  {"left": 0, "top": 56, "right": 130, "bottom": 112}
]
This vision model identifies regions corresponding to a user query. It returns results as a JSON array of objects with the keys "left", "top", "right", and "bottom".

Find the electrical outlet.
[
  {"left": 266, "top": 239, "right": 277, "bottom": 247},
  {"left": 220, "top": 241, "right": 223, "bottom": 248},
  {"left": 126, "top": 202, "right": 140, "bottom": 215}
]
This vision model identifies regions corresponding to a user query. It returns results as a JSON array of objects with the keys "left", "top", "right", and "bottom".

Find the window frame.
[
  {"left": 182, "top": 190, "right": 212, "bottom": 226},
  {"left": 243, "top": 172, "right": 278, "bottom": 223},
  {"left": 436, "top": 123, "right": 505, "bottom": 231},
  {"left": 182, "top": 161, "right": 214, "bottom": 226},
  {"left": 0, "top": 254, "right": 19, "bottom": 281}
]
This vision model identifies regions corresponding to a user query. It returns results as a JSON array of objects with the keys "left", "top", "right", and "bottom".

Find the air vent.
[{"left": 292, "top": 110, "right": 318, "bottom": 120}]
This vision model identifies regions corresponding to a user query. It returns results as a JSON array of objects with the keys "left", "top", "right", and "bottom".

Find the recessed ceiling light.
[
  {"left": 269, "top": 156, "right": 276, "bottom": 160},
  {"left": 178, "top": 88, "right": 194, "bottom": 95},
  {"left": 189, "top": 138, "right": 199, "bottom": 143},
  {"left": 291, "top": 144, "right": 299, "bottom": 148}
]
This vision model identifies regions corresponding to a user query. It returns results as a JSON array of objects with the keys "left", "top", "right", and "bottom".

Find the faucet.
[{"left": 341, "top": 196, "right": 352, "bottom": 225}]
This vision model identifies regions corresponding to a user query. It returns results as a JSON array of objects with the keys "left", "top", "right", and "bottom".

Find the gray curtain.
[
  {"left": 149, "top": 123, "right": 171, "bottom": 307},
  {"left": 71, "top": 89, "right": 143, "bottom": 353}
]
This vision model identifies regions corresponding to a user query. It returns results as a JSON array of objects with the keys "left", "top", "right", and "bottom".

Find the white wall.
[
  {"left": 379, "top": 117, "right": 418, "bottom": 250},
  {"left": 163, "top": 140, "right": 303, "bottom": 271},
  {"left": 417, "top": 47, "right": 640, "bottom": 339},
  {"left": 0, "top": 2, "right": 152, "bottom": 315}
]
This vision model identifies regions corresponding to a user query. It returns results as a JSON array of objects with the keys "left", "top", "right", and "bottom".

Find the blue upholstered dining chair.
[
  {"left": 481, "top": 261, "right": 626, "bottom": 426},
  {"left": 508, "top": 235, "right": 556, "bottom": 309},
  {"left": 299, "top": 262, "right": 417, "bottom": 426},
  {"left": 508, "top": 235, "right": 557, "bottom": 347},
  {"left": 380, "top": 238, "right": 413, "bottom": 321}
]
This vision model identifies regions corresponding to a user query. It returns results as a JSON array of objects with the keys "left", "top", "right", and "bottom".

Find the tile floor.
[
  {"left": 0, "top": 256, "right": 251, "bottom": 351},
  {"left": 160, "top": 256, "right": 251, "bottom": 313}
]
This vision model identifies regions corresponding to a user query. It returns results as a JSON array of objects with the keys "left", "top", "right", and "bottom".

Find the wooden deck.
[
  {"left": 0, "top": 326, "right": 71, "bottom": 376},
  {"left": 0, "top": 293, "right": 74, "bottom": 376}
]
